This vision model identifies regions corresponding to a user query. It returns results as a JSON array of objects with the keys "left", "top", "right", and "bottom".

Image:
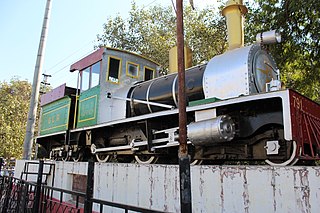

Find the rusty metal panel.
[
  {"left": 70, "top": 48, "right": 104, "bottom": 72},
  {"left": 289, "top": 89, "right": 320, "bottom": 159},
  {"left": 15, "top": 161, "right": 320, "bottom": 213},
  {"left": 40, "top": 83, "right": 76, "bottom": 106},
  {"left": 40, "top": 84, "right": 66, "bottom": 106},
  {"left": 191, "top": 166, "right": 320, "bottom": 213},
  {"left": 92, "top": 164, "right": 320, "bottom": 213},
  {"left": 93, "top": 163, "right": 180, "bottom": 212}
]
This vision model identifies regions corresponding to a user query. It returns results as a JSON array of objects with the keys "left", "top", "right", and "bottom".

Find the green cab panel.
[
  {"left": 40, "top": 96, "right": 71, "bottom": 135},
  {"left": 77, "top": 85, "right": 100, "bottom": 128}
]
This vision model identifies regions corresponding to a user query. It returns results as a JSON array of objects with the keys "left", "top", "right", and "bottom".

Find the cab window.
[
  {"left": 108, "top": 57, "right": 121, "bottom": 84},
  {"left": 91, "top": 62, "right": 100, "bottom": 87},
  {"left": 80, "top": 67, "right": 90, "bottom": 92},
  {"left": 144, "top": 67, "right": 154, "bottom": 81},
  {"left": 126, "top": 62, "right": 139, "bottom": 78},
  {"left": 80, "top": 61, "right": 101, "bottom": 92}
]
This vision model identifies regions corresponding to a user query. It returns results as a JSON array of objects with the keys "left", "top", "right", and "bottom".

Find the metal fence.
[
  {"left": 0, "top": 160, "right": 165, "bottom": 213},
  {"left": 0, "top": 176, "right": 36, "bottom": 213}
]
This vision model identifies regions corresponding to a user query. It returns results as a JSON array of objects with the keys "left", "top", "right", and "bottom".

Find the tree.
[
  {"left": 245, "top": 0, "right": 320, "bottom": 102},
  {"left": 96, "top": 2, "right": 227, "bottom": 74},
  {"left": 97, "top": 0, "right": 319, "bottom": 103},
  {"left": 0, "top": 78, "right": 31, "bottom": 160}
]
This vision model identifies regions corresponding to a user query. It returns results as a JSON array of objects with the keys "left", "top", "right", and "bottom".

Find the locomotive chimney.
[
  {"left": 222, "top": 0, "right": 248, "bottom": 50},
  {"left": 168, "top": 46, "right": 192, "bottom": 74}
]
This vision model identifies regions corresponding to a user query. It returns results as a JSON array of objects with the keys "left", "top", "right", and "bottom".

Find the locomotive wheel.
[
  {"left": 190, "top": 159, "right": 203, "bottom": 165},
  {"left": 134, "top": 155, "right": 158, "bottom": 164},
  {"left": 49, "top": 151, "right": 56, "bottom": 161},
  {"left": 93, "top": 137, "right": 112, "bottom": 163},
  {"left": 61, "top": 149, "right": 70, "bottom": 162},
  {"left": 72, "top": 148, "right": 84, "bottom": 162},
  {"left": 188, "top": 145, "right": 202, "bottom": 165},
  {"left": 61, "top": 155, "right": 70, "bottom": 162},
  {"left": 265, "top": 141, "right": 299, "bottom": 166},
  {"left": 96, "top": 153, "right": 111, "bottom": 163}
]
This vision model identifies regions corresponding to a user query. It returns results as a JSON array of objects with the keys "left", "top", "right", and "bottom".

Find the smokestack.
[
  {"left": 168, "top": 46, "right": 192, "bottom": 74},
  {"left": 222, "top": 0, "right": 248, "bottom": 50}
]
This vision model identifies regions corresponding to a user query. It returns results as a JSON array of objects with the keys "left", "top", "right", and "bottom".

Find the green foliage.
[
  {"left": 0, "top": 78, "right": 31, "bottom": 159},
  {"left": 96, "top": 2, "right": 227, "bottom": 74},
  {"left": 245, "top": 0, "right": 320, "bottom": 102}
]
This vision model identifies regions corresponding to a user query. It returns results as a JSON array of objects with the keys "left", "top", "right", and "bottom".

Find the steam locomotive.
[{"left": 36, "top": 1, "right": 320, "bottom": 166}]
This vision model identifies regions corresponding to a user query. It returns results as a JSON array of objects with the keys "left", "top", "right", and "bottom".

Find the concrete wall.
[{"left": 15, "top": 160, "right": 320, "bottom": 213}]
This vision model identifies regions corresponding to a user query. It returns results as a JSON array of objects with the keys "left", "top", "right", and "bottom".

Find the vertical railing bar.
[
  {"left": 26, "top": 162, "right": 29, "bottom": 181},
  {"left": 49, "top": 187, "right": 53, "bottom": 212},
  {"left": 15, "top": 180, "right": 22, "bottom": 213},
  {"left": 60, "top": 191, "right": 63, "bottom": 203},
  {"left": 50, "top": 163, "right": 55, "bottom": 187},
  {"left": 99, "top": 203, "right": 103, "bottom": 213},
  {"left": 84, "top": 160, "right": 94, "bottom": 213},
  {"left": 42, "top": 187, "right": 48, "bottom": 213},
  {"left": 76, "top": 195, "right": 79, "bottom": 208},
  {"left": 39, "top": 179, "right": 46, "bottom": 213},
  {"left": 33, "top": 160, "right": 44, "bottom": 213}
]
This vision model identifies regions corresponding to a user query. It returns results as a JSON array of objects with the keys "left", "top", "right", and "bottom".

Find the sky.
[{"left": 0, "top": 0, "right": 218, "bottom": 88}]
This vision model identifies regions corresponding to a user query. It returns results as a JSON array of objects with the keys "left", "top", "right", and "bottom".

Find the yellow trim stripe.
[
  {"left": 41, "top": 123, "right": 68, "bottom": 132},
  {"left": 42, "top": 103, "right": 70, "bottom": 116},
  {"left": 105, "top": 46, "right": 160, "bottom": 66},
  {"left": 106, "top": 55, "right": 122, "bottom": 84},
  {"left": 144, "top": 66, "right": 155, "bottom": 79}
]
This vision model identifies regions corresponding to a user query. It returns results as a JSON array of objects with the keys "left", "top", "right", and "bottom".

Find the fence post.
[
  {"left": 84, "top": 160, "right": 94, "bottom": 213},
  {"left": 20, "top": 181, "right": 29, "bottom": 213},
  {"left": 33, "top": 160, "right": 44, "bottom": 213}
]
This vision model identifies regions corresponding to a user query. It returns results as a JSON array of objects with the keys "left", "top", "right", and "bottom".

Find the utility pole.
[
  {"left": 176, "top": 0, "right": 192, "bottom": 212},
  {"left": 23, "top": 0, "right": 52, "bottom": 160}
]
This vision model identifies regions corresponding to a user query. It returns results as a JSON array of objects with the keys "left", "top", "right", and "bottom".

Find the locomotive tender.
[{"left": 36, "top": 0, "right": 320, "bottom": 165}]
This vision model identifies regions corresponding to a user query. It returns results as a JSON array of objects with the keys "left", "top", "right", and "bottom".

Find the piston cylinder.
[{"left": 187, "top": 115, "right": 235, "bottom": 146}]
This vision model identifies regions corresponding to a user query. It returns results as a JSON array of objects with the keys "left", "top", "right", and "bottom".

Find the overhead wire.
[
  {"left": 50, "top": 48, "right": 95, "bottom": 76},
  {"left": 48, "top": 48, "right": 96, "bottom": 86},
  {"left": 45, "top": 40, "right": 93, "bottom": 74}
]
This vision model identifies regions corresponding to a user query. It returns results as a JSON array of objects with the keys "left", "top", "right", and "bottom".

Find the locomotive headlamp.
[{"left": 256, "top": 30, "right": 281, "bottom": 44}]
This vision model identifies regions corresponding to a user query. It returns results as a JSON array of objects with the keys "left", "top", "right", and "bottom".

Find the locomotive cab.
[{"left": 69, "top": 47, "right": 160, "bottom": 128}]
